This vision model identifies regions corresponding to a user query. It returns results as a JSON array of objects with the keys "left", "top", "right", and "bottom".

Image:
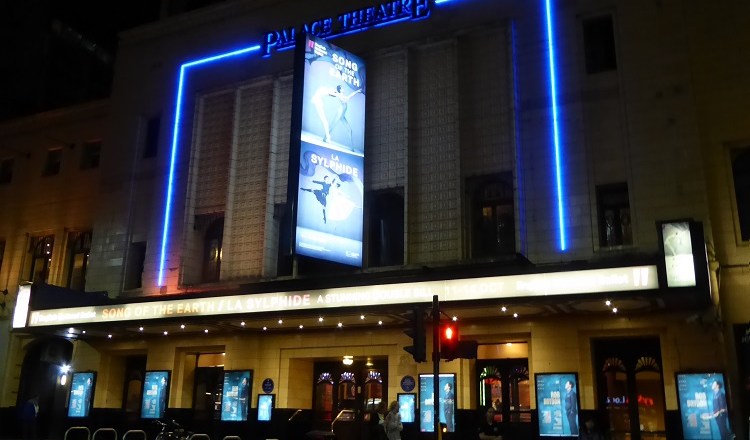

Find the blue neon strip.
[
  {"left": 544, "top": 0, "right": 566, "bottom": 251},
  {"left": 157, "top": 45, "right": 260, "bottom": 286}
]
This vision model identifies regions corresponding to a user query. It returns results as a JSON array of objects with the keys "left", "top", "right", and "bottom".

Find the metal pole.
[{"left": 432, "top": 295, "right": 440, "bottom": 440}]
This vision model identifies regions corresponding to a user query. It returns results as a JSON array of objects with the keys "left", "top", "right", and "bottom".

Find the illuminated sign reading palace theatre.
[{"left": 262, "top": 0, "right": 431, "bottom": 56}]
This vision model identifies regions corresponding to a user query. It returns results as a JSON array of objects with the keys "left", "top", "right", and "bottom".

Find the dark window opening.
[
  {"left": 583, "top": 15, "right": 617, "bottom": 74},
  {"left": 80, "top": 140, "right": 101, "bottom": 170},
  {"left": 124, "top": 241, "right": 146, "bottom": 290},
  {"left": 468, "top": 174, "right": 516, "bottom": 259},
  {"left": 66, "top": 231, "right": 91, "bottom": 291},
  {"left": 43, "top": 149, "right": 62, "bottom": 176},
  {"left": 28, "top": 235, "right": 55, "bottom": 284},
  {"left": 202, "top": 218, "right": 224, "bottom": 283},
  {"left": 597, "top": 183, "right": 632, "bottom": 247},
  {"left": 143, "top": 115, "right": 161, "bottom": 159},
  {"left": 0, "top": 158, "right": 13, "bottom": 184},
  {"left": 367, "top": 190, "right": 404, "bottom": 267},
  {"left": 732, "top": 148, "right": 750, "bottom": 241}
]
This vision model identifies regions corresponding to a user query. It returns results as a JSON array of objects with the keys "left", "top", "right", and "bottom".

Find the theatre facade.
[{"left": 2, "top": 0, "right": 748, "bottom": 439}]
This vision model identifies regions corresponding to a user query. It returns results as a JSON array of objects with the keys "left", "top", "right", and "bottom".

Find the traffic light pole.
[{"left": 432, "top": 295, "right": 440, "bottom": 440}]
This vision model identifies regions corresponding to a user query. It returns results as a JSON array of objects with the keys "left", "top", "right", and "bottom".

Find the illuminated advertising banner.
[
  {"left": 24, "top": 265, "right": 658, "bottom": 327},
  {"left": 398, "top": 393, "right": 416, "bottom": 423},
  {"left": 676, "top": 373, "right": 732, "bottom": 440},
  {"left": 221, "top": 370, "right": 252, "bottom": 421},
  {"left": 141, "top": 371, "right": 170, "bottom": 419},
  {"left": 67, "top": 372, "right": 95, "bottom": 418},
  {"left": 257, "top": 394, "right": 275, "bottom": 422},
  {"left": 660, "top": 221, "right": 696, "bottom": 287},
  {"left": 535, "top": 373, "right": 580, "bottom": 437},
  {"left": 294, "top": 34, "right": 365, "bottom": 266},
  {"left": 418, "top": 374, "right": 455, "bottom": 433}
]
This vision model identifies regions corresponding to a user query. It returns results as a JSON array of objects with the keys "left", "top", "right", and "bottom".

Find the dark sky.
[{"left": 47, "top": 0, "right": 162, "bottom": 53}]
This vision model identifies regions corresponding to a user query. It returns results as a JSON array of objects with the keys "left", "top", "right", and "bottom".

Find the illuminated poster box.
[
  {"left": 398, "top": 393, "right": 416, "bottom": 423},
  {"left": 676, "top": 373, "right": 732, "bottom": 440},
  {"left": 292, "top": 33, "right": 366, "bottom": 267},
  {"left": 535, "top": 373, "right": 580, "bottom": 437},
  {"left": 221, "top": 370, "right": 252, "bottom": 421},
  {"left": 67, "top": 372, "right": 96, "bottom": 418},
  {"left": 257, "top": 394, "right": 275, "bottom": 422},
  {"left": 418, "top": 374, "right": 456, "bottom": 432},
  {"left": 141, "top": 371, "right": 170, "bottom": 419}
]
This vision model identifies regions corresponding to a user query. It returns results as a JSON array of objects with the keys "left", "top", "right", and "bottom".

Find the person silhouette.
[
  {"left": 311, "top": 85, "right": 362, "bottom": 145},
  {"left": 301, "top": 175, "right": 336, "bottom": 223}
]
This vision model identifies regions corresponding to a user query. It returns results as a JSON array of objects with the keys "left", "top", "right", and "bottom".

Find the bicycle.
[{"left": 154, "top": 419, "right": 192, "bottom": 440}]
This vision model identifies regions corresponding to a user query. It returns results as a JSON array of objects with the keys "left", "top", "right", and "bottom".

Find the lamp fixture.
[{"left": 342, "top": 356, "right": 354, "bottom": 366}]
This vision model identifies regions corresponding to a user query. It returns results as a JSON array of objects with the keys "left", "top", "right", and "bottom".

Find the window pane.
[
  {"left": 635, "top": 370, "right": 666, "bottom": 434},
  {"left": 43, "top": 149, "right": 62, "bottom": 176},
  {"left": 604, "top": 370, "right": 630, "bottom": 433},
  {"left": 732, "top": 149, "right": 750, "bottom": 240},
  {"left": 583, "top": 15, "right": 617, "bottom": 74}
]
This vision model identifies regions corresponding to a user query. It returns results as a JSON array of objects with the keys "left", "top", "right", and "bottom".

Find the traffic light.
[
  {"left": 440, "top": 323, "right": 459, "bottom": 360},
  {"left": 403, "top": 308, "right": 426, "bottom": 362},
  {"left": 440, "top": 322, "right": 478, "bottom": 361}
]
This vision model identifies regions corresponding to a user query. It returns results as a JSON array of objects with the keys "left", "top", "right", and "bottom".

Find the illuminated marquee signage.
[
  {"left": 24, "top": 265, "right": 658, "bottom": 327},
  {"left": 262, "top": 0, "right": 430, "bottom": 56}
]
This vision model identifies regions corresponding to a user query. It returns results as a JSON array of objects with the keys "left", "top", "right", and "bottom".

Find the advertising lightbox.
[
  {"left": 418, "top": 374, "right": 456, "bottom": 432},
  {"left": 291, "top": 33, "right": 366, "bottom": 266},
  {"left": 141, "top": 371, "right": 170, "bottom": 419},
  {"left": 535, "top": 373, "right": 580, "bottom": 437},
  {"left": 676, "top": 373, "right": 732, "bottom": 439},
  {"left": 257, "top": 394, "right": 275, "bottom": 422},
  {"left": 398, "top": 393, "right": 416, "bottom": 423},
  {"left": 221, "top": 370, "right": 252, "bottom": 421},
  {"left": 67, "top": 372, "right": 95, "bottom": 418}
]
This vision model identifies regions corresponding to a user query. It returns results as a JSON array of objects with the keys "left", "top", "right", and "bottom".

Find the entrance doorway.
[
  {"left": 312, "top": 358, "right": 387, "bottom": 430},
  {"left": 592, "top": 337, "right": 666, "bottom": 440},
  {"left": 192, "top": 353, "right": 225, "bottom": 421},
  {"left": 476, "top": 343, "right": 531, "bottom": 438}
]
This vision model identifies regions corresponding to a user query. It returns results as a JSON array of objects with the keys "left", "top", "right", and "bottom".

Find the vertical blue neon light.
[
  {"left": 544, "top": 0, "right": 567, "bottom": 251},
  {"left": 158, "top": 45, "right": 260, "bottom": 286}
]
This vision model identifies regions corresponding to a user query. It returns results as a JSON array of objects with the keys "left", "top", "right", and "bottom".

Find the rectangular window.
[
  {"left": 467, "top": 173, "right": 516, "bottom": 259},
  {"left": 583, "top": 15, "right": 617, "bottom": 74},
  {"left": 367, "top": 189, "right": 404, "bottom": 267},
  {"left": 597, "top": 183, "right": 632, "bottom": 247},
  {"left": 0, "top": 158, "right": 13, "bottom": 184},
  {"left": 28, "top": 235, "right": 55, "bottom": 283},
  {"left": 124, "top": 241, "right": 147, "bottom": 290},
  {"left": 143, "top": 115, "right": 161, "bottom": 159},
  {"left": 0, "top": 240, "right": 5, "bottom": 274},
  {"left": 731, "top": 148, "right": 750, "bottom": 241},
  {"left": 66, "top": 231, "right": 92, "bottom": 291},
  {"left": 80, "top": 140, "right": 101, "bottom": 170},
  {"left": 43, "top": 148, "right": 63, "bottom": 176}
]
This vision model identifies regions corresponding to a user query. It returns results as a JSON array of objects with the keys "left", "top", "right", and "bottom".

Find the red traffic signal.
[{"left": 440, "top": 323, "right": 459, "bottom": 358}]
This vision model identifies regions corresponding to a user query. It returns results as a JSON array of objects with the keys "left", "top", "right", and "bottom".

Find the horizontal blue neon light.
[{"left": 544, "top": 0, "right": 567, "bottom": 251}]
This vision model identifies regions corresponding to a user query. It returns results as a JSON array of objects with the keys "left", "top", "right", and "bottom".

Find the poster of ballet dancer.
[{"left": 293, "top": 34, "right": 366, "bottom": 266}]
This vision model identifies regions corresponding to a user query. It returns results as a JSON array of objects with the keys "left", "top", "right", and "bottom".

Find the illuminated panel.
[
  {"left": 31, "top": 265, "right": 658, "bottom": 326},
  {"left": 544, "top": 0, "right": 567, "bottom": 251},
  {"left": 12, "top": 284, "right": 31, "bottom": 328},
  {"left": 157, "top": 45, "right": 260, "bottom": 287},
  {"left": 293, "top": 35, "right": 366, "bottom": 266}
]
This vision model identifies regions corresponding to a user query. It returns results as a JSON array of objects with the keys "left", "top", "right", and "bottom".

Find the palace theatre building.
[{"left": 2, "top": 0, "right": 741, "bottom": 439}]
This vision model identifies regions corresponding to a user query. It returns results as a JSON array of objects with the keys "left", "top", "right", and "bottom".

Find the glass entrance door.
[
  {"left": 476, "top": 359, "right": 532, "bottom": 425},
  {"left": 593, "top": 338, "right": 667, "bottom": 440}
]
